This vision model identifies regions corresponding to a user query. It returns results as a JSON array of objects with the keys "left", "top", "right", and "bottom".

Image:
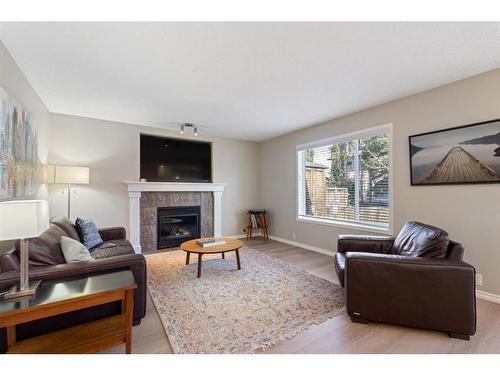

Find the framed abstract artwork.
[
  {"left": 0, "top": 86, "right": 38, "bottom": 199},
  {"left": 409, "top": 119, "right": 500, "bottom": 185}
]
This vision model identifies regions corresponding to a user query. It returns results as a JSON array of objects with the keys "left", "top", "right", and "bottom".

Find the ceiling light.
[{"left": 178, "top": 122, "right": 198, "bottom": 136}]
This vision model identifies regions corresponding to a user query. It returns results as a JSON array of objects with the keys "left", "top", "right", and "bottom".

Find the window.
[{"left": 297, "top": 124, "right": 392, "bottom": 233}]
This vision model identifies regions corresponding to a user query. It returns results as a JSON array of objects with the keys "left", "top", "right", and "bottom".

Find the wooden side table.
[
  {"left": 0, "top": 270, "right": 136, "bottom": 354},
  {"left": 246, "top": 209, "right": 269, "bottom": 240}
]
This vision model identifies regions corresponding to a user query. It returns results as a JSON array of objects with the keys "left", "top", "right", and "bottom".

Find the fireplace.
[
  {"left": 157, "top": 206, "right": 201, "bottom": 248},
  {"left": 125, "top": 182, "right": 225, "bottom": 253}
]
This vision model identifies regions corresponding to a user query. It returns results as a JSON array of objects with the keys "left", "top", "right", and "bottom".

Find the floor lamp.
[
  {"left": 48, "top": 165, "right": 90, "bottom": 220},
  {"left": 0, "top": 200, "right": 49, "bottom": 299}
]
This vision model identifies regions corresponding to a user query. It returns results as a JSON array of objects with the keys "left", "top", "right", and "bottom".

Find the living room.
[{"left": 1, "top": 1, "right": 500, "bottom": 372}]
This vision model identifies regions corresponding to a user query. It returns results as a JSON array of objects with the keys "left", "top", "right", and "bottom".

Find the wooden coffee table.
[{"left": 180, "top": 237, "right": 244, "bottom": 278}]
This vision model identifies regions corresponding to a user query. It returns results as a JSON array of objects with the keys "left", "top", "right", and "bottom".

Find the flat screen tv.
[{"left": 140, "top": 134, "right": 212, "bottom": 183}]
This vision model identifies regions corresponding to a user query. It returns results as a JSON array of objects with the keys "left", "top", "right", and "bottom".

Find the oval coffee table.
[{"left": 180, "top": 237, "right": 244, "bottom": 278}]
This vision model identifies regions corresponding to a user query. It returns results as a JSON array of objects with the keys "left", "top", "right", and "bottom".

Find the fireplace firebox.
[{"left": 157, "top": 206, "right": 201, "bottom": 248}]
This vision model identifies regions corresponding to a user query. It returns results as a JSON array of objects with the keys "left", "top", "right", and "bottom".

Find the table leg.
[
  {"left": 235, "top": 249, "right": 241, "bottom": 270},
  {"left": 197, "top": 253, "right": 203, "bottom": 278},
  {"left": 186, "top": 252, "right": 191, "bottom": 265},
  {"left": 222, "top": 252, "right": 225, "bottom": 259},
  {"left": 7, "top": 325, "right": 16, "bottom": 346},
  {"left": 262, "top": 213, "right": 269, "bottom": 240},
  {"left": 124, "top": 289, "right": 134, "bottom": 354},
  {"left": 247, "top": 214, "right": 252, "bottom": 240}
]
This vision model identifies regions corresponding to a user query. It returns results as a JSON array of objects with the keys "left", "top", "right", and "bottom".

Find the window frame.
[{"left": 296, "top": 123, "right": 394, "bottom": 235}]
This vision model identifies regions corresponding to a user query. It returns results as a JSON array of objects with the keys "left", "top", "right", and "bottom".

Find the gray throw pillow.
[
  {"left": 61, "top": 236, "right": 93, "bottom": 263},
  {"left": 75, "top": 217, "right": 103, "bottom": 249}
]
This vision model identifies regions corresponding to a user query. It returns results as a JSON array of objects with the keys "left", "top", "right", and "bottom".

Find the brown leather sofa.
[
  {"left": 0, "top": 217, "right": 147, "bottom": 353},
  {"left": 334, "top": 221, "right": 476, "bottom": 340}
]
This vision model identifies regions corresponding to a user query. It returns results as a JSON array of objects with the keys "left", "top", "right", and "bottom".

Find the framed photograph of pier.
[{"left": 409, "top": 119, "right": 500, "bottom": 185}]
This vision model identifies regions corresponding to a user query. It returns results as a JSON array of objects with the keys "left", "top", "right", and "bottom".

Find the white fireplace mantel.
[
  {"left": 124, "top": 182, "right": 227, "bottom": 253},
  {"left": 124, "top": 181, "right": 226, "bottom": 193}
]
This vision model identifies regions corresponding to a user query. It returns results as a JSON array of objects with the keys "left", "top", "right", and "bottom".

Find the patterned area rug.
[{"left": 146, "top": 246, "right": 345, "bottom": 353}]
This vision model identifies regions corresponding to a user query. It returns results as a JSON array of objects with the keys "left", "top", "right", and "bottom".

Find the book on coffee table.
[{"left": 196, "top": 238, "right": 226, "bottom": 247}]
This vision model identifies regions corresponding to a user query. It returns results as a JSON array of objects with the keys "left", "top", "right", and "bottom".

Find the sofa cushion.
[
  {"left": 392, "top": 221, "right": 449, "bottom": 258},
  {"left": 21, "top": 237, "right": 64, "bottom": 266},
  {"left": 90, "top": 239, "right": 135, "bottom": 260},
  {"left": 50, "top": 217, "right": 81, "bottom": 241},
  {"left": 0, "top": 249, "right": 19, "bottom": 272},
  {"left": 61, "top": 236, "right": 93, "bottom": 263},
  {"left": 75, "top": 218, "right": 103, "bottom": 249},
  {"left": 22, "top": 225, "right": 67, "bottom": 265}
]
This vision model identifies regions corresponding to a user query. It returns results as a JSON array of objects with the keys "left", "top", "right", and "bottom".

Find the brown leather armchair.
[
  {"left": 334, "top": 222, "right": 476, "bottom": 340},
  {"left": 0, "top": 217, "right": 147, "bottom": 353}
]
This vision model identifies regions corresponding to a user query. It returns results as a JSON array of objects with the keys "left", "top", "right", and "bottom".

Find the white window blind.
[{"left": 297, "top": 126, "right": 391, "bottom": 231}]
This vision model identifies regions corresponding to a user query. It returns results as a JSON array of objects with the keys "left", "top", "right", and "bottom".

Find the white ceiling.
[{"left": 1, "top": 22, "right": 500, "bottom": 141}]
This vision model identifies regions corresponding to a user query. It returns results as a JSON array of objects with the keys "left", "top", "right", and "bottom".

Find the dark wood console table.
[{"left": 0, "top": 270, "right": 136, "bottom": 354}]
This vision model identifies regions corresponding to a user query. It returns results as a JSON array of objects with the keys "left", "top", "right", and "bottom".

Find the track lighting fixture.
[{"left": 179, "top": 123, "right": 198, "bottom": 136}]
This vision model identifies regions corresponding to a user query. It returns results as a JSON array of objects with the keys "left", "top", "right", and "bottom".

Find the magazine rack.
[{"left": 246, "top": 209, "right": 269, "bottom": 240}]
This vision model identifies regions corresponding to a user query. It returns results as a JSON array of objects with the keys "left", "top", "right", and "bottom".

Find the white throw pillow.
[{"left": 61, "top": 236, "right": 94, "bottom": 263}]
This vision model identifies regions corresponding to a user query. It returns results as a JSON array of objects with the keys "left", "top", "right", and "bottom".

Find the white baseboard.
[
  {"left": 225, "top": 234, "right": 247, "bottom": 239},
  {"left": 476, "top": 290, "right": 500, "bottom": 304},
  {"left": 268, "top": 235, "right": 334, "bottom": 257}
]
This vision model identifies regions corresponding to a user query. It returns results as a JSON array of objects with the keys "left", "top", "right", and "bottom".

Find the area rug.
[{"left": 145, "top": 246, "right": 345, "bottom": 353}]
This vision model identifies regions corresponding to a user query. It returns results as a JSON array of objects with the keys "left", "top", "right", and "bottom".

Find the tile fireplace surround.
[{"left": 124, "top": 182, "right": 226, "bottom": 253}]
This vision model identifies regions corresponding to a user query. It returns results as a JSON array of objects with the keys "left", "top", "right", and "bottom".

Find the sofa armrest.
[
  {"left": 345, "top": 252, "right": 476, "bottom": 336},
  {"left": 98, "top": 227, "right": 127, "bottom": 242},
  {"left": 337, "top": 235, "right": 395, "bottom": 254}
]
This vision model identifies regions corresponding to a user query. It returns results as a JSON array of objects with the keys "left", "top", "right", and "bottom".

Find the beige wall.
[
  {"left": 0, "top": 41, "right": 51, "bottom": 251},
  {"left": 48, "top": 114, "right": 260, "bottom": 237},
  {"left": 2, "top": 36, "right": 499, "bottom": 296},
  {"left": 260, "top": 69, "right": 500, "bottom": 295}
]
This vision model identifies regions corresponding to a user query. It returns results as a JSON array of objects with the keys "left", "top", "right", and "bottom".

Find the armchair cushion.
[{"left": 392, "top": 221, "right": 449, "bottom": 258}]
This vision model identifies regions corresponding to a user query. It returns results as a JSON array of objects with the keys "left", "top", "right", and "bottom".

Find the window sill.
[{"left": 296, "top": 215, "right": 392, "bottom": 235}]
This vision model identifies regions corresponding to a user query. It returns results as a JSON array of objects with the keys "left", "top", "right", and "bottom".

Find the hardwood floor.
[{"left": 102, "top": 237, "right": 500, "bottom": 354}]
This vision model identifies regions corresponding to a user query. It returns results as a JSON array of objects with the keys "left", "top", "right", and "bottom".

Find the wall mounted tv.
[{"left": 140, "top": 134, "right": 212, "bottom": 183}]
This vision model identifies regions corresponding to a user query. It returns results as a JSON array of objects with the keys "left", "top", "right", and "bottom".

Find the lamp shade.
[
  {"left": 0, "top": 200, "right": 50, "bottom": 240},
  {"left": 48, "top": 165, "right": 90, "bottom": 184}
]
